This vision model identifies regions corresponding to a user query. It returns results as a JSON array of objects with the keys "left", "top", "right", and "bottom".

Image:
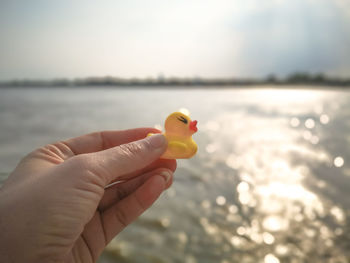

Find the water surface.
[{"left": 0, "top": 86, "right": 349, "bottom": 262}]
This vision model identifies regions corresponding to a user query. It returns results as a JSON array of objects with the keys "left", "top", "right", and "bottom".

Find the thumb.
[{"left": 63, "top": 134, "right": 168, "bottom": 185}]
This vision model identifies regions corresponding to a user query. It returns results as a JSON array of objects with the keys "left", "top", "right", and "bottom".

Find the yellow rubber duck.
[{"left": 149, "top": 112, "right": 198, "bottom": 159}]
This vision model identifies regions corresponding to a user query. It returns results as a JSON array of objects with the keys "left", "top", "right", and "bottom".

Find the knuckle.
[
  {"left": 68, "top": 154, "right": 108, "bottom": 186},
  {"left": 24, "top": 144, "right": 66, "bottom": 164},
  {"left": 134, "top": 194, "right": 147, "bottom": 211},
  {"left": 72, "top": 154, "right": 101, "bottom": 172},
  {"left": 27, "top": 145, "right": 53, "bottom": 158},
  {"left": 70, "top": 154, "right": 91, "bottom": 170},
  {"left": 118, "top": 142, "right": 145, "bottom": 158},
  {"left": 28, "top": 142, "right": 75, "bottom": 162},
  {"left": 114, "top": 208, "right": 129, "bottom": 228},
  {"left": 53, "top": 141, "right": 75, "bottom": 158}
]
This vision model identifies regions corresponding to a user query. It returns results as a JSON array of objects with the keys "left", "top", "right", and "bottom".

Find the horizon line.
[
  {"left": 1, "top": 71, "right": 350, "bottom": 82},
  {"left": 1, "top": 72, "right": 350, "bottom": 88}
]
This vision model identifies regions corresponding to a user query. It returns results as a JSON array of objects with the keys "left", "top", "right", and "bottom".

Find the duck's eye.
[{"left": 177, "top": 116, "right": 188, "bottom": 124}]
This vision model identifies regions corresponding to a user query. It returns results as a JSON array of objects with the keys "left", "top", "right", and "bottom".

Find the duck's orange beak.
[{"left": 189, "top": 120, "right": 198, "bottom": 132}]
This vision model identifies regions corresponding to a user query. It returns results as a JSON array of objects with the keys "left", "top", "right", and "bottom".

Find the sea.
[{"left": 0, "top": 86, "right": 349, "bottom": 263}]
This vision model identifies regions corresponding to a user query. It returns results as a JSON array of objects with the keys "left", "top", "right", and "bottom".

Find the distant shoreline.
[
  {"left": 1, "top": 73, "right": 349, "bottom": 88},
  {"left": 1, "top": 85, "right": 349, "bottom": 92}
]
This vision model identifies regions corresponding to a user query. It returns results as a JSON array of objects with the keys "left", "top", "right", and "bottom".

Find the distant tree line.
[{"left": 1, "top": 72, "right": 349, "bottom": 87}]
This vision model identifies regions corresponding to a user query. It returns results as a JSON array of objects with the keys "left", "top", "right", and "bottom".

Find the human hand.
[{"left": 0, "top": 128, "right": 176, "bottom": 263}]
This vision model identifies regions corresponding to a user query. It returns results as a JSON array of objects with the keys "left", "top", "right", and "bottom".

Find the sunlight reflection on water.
[{"left": 96, "top": 88, "right": 350, "bottom": 262}]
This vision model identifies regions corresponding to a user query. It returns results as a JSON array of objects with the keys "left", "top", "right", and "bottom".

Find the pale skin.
[{"left": 0, "top": 128, "right": 176, "bottom": 263}]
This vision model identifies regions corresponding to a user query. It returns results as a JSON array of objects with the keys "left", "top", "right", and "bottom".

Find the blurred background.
[{"left": 0, "top": 1, "right": 350, "bottom": 262}]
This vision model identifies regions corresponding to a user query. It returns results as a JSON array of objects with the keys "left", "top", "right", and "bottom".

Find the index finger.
[{"left": 62, "top": 128, "right": 161, "bottom": 156}]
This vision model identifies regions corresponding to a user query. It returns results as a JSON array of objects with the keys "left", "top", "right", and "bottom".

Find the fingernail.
[
  {"left": 159, "top": 170, "right": 172, "bottom": 184},
  {"left": 147, "top": 134, "right": 167, "bottom": 149}
]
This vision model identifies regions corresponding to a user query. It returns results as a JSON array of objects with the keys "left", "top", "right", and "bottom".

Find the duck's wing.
[{"left": 168, "top": 141, "right": 188, "bottom": 155}]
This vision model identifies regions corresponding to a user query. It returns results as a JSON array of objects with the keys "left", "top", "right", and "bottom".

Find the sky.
[{"left": 0, "top": 0, "right": 350, "bottom": 80}]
